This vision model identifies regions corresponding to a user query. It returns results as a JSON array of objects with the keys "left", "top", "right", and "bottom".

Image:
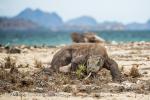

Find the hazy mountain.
[
  {"left": 15, "top": 8, "right": 63, "bottom": 28},
  {"left": 62, "top": 16, "right": 98, "bottom": 31},
  {"left": 97, "top": 22, "right": 125, "bottom": 30},
  {"left": 0, "top": 17, "right": 39, "bottom": 30},
  {"left": 147, "top": 20, "right": 150, "bottom": 27},
  {"left": 125, "top": 21, "right": 150, "bottom": 30},
  {"left": 66, "top": 16, "right": 97, "bottom": 26},
  {"left": 0, "top": 8, "right": 150, "bottom": 31}
]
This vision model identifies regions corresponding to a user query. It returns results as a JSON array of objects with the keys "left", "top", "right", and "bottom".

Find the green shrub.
[{"left": 76, "top": 64, "right": 86, "bottom": 79}]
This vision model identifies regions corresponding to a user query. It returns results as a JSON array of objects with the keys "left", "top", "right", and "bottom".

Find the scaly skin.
[{"left": 51, "top": 43, "right": 121, "bottom": 82}]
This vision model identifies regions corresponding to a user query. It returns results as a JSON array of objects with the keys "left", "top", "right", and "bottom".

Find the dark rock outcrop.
[{"left": 71, "top": 32, "right": 105, "bottom": 43}]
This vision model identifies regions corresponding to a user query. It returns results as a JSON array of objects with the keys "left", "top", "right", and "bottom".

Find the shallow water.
[{"left": 0, "top": 30, "right": 150, "bottom": 46}]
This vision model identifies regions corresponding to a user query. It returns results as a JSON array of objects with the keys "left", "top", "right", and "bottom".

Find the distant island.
[{"left": 0, "top": 8, "right": 150, "bottom": 31}]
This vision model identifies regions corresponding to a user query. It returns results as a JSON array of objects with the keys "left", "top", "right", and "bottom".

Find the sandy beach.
[{"left": 0, "top": 42, "right": 150, "bottom": 100}]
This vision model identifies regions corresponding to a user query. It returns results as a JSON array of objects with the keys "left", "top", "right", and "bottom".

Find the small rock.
[
  {"left": 147, "top": 57, "right": 150, "bottom": 60},
  {"left": 56, "top": 92, "right": 72, "bottom": 96},
  {"left": 92, "top": 93, "right": 101, "bottom": 98},
  {"left": 136, "top": 80, "right": 143, "bottom": 84},
  {"left": 143, "top": 71, "right": 148, "bottom": 74},
  {"left": 9, "top": 47, "right": 21, "bottom": 53},
  {"left": 76, "top": 92, "right": 88, "bottom": 96},
  {"left": 47, "top": 91, "right": 55, "bottom": 96},
  {"left": 76, "top": 84, "right": 93, "bottom": 93},
  {"left": 77, "top": 84, "right": 87, "bottom": 92},
  {"left": 33, "top": 87, "right": 44, "bottom": 93},
  {"left": 62, "top": 84, "right": 73, "bottom": 92},
  {"left": 11, "top": 91, "right": 21, "bottom": 96}
]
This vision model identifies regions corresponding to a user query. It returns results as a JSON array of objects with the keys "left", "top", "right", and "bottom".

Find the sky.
[{"left": 0, "top": 0, "right": 150, "bottom": 24}]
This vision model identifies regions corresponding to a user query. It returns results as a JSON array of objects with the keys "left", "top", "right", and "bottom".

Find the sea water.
[{"left": 0, "top": 30, "right": 150, "bottom": 46}]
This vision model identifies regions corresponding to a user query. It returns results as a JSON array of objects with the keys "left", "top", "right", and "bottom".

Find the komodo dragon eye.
[{"left": 97, "top": 60, "right": 101, "bottom": 66}]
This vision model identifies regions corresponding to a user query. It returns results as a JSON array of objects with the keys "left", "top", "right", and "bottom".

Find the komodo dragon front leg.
[
  {"left": 103, "top": 57, "right": 122, "bottom": 82},
  {"left": 59, "top": 55, "right": 87, "bottom": 73},
  {"left": 71, "top": 55, "right": 88, "bottom": 71}
]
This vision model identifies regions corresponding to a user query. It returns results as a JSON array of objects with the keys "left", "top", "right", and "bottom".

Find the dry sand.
[{"left": 0, "top": 42, "right": 150, "bottom": 100}]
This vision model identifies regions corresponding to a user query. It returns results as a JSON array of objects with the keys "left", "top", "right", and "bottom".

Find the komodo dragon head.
[{"left": 86, "top": 55, "right": 104, "bottom": 73}]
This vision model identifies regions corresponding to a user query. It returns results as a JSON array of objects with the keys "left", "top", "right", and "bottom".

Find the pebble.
[
  {"left": 11, "top": 91, "right": 21, "bottom": 96},
  {"left": 56, "top": 92, "right": 72, "bottom": 96},
  {"left": 33, "top": 87, "right": 44, "bottom": 93}
]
